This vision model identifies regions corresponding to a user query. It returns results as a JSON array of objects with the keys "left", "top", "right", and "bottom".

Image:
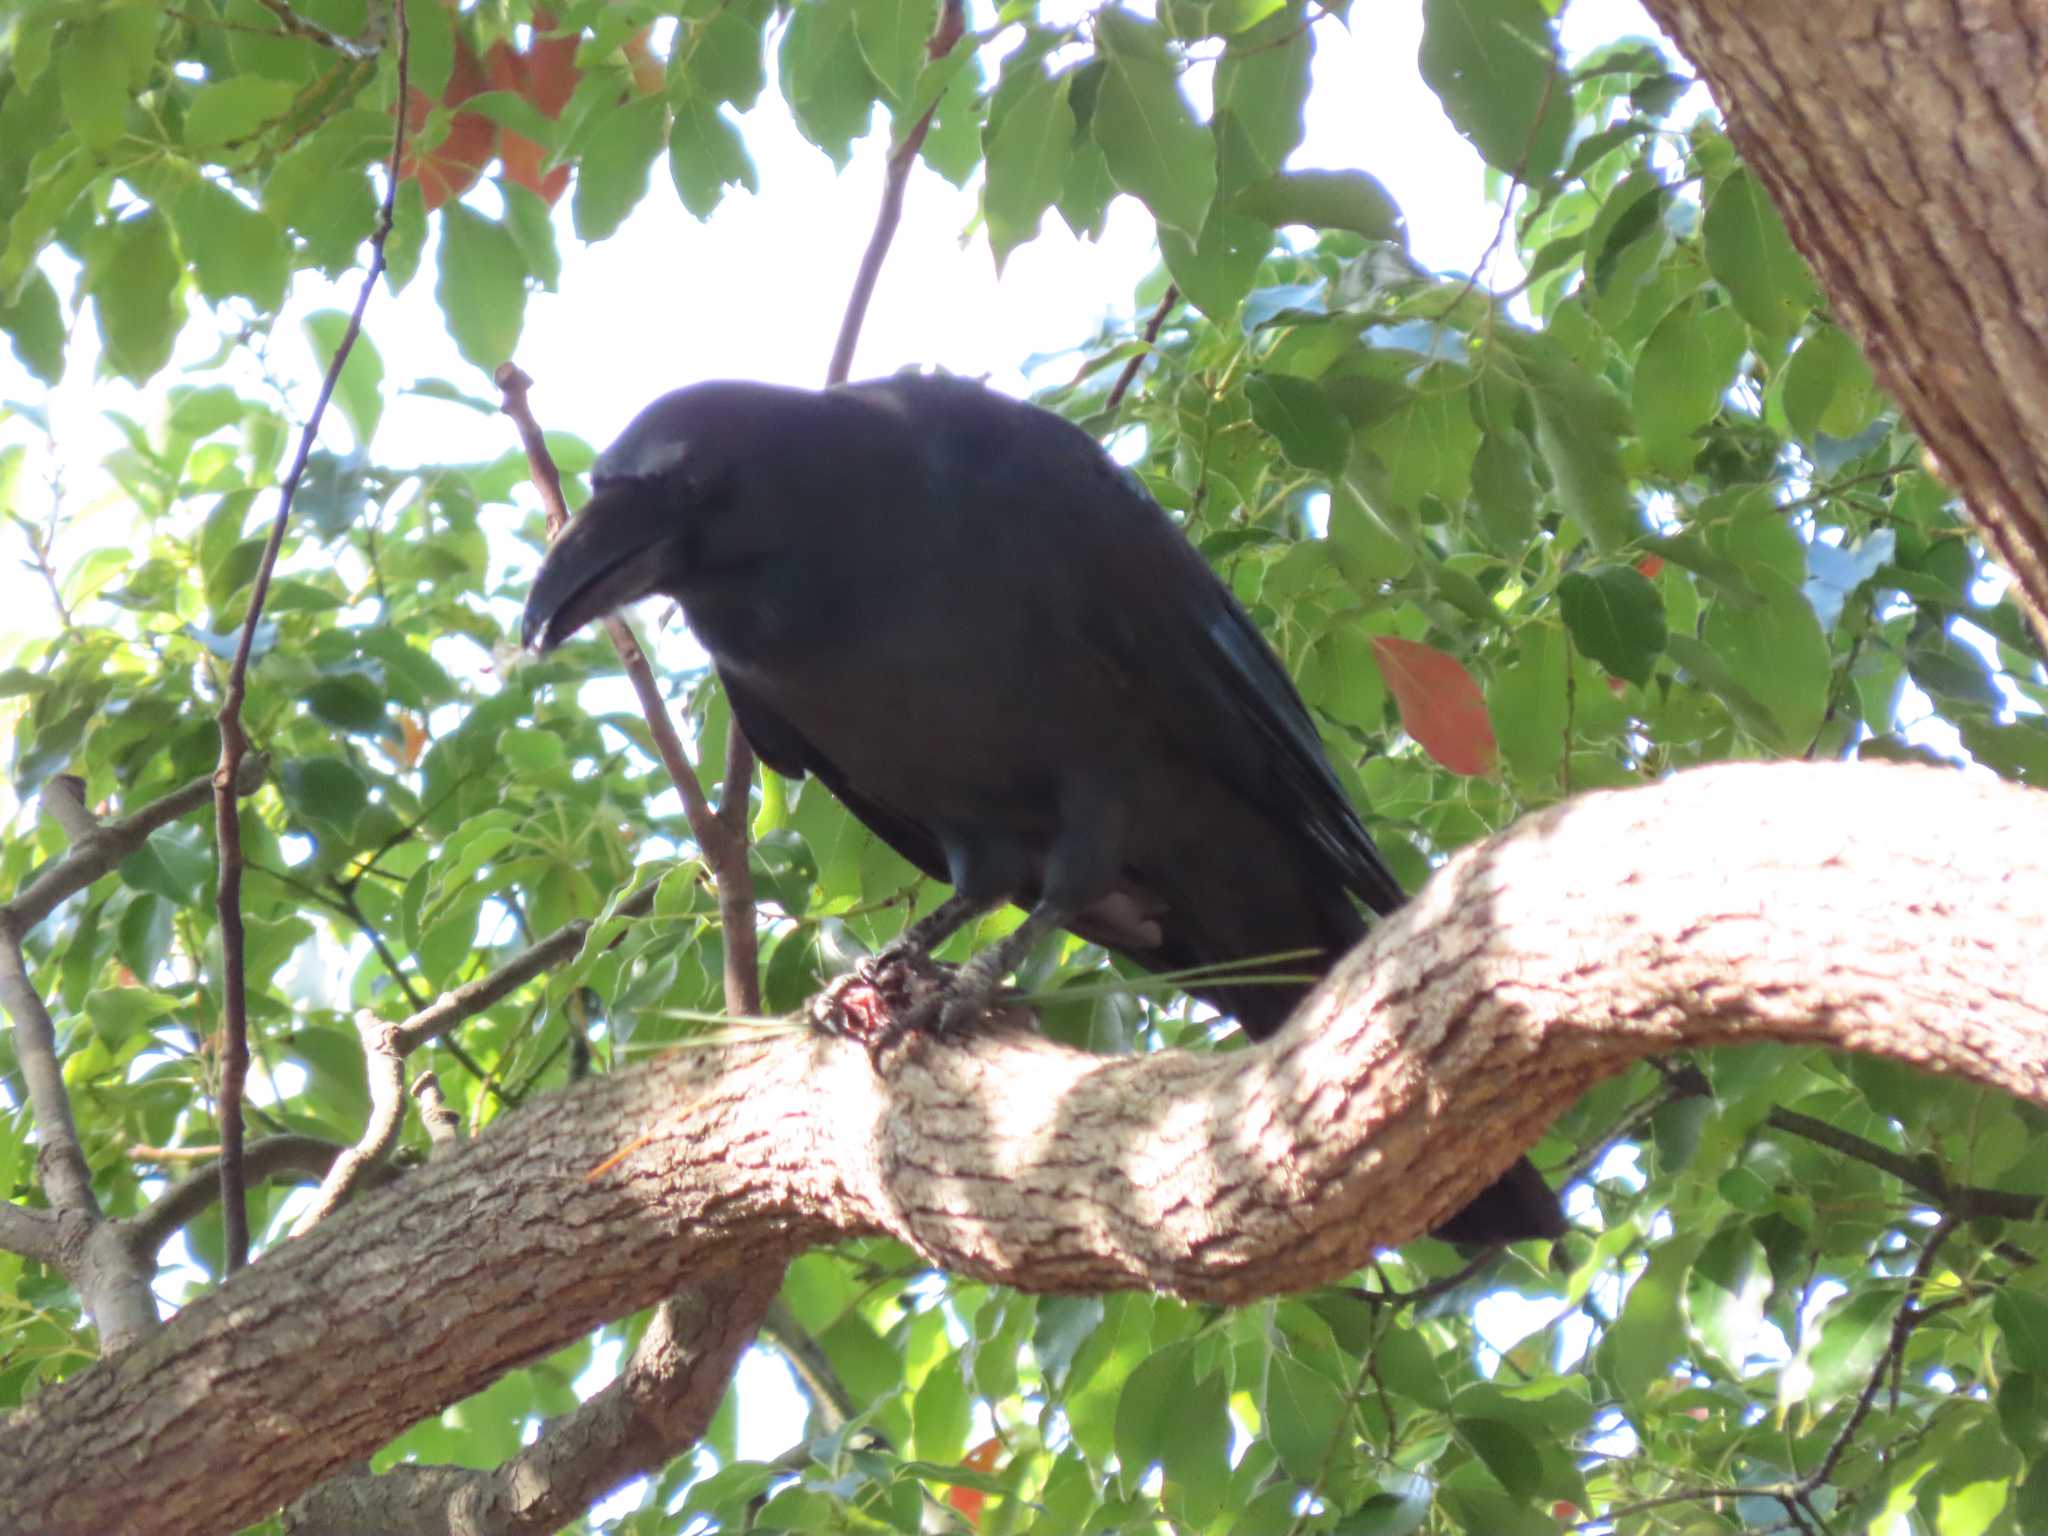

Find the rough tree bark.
[
  {"left": 1637, "top": 0, "right": 2048, "bottom": 640},
  {"left": 4, "top": 762, "right": 2045, "bottom": 1536}
]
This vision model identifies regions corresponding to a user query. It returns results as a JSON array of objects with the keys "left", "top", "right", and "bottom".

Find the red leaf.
[
  {"left": 946, "top": 1437, "right": 1004, "bottom": 1526},
  {"left": 1636, "top": 553, "right": 1665, "bottom": 579},
  {"left": 1368, "top": 635, "right": 1498, "bottom": 776},
  {"left": 397, "top": 38, "right": 495, "bottom": 211}
]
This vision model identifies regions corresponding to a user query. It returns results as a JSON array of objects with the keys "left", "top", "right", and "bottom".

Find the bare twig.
[
  {"left": 250, "top": 0, "right": 379, "bottom": 59},
  {"left": 410, "top": 1072, "right": 462, "bottom": 1147},
  {"left": 1104, "top": 285, "right": 1179, "bottom": 412},
  {"left": 208, "top": 0, "right": 410, "bottom": 1274},
  {"left": 717, "top": 725, "right": 760, "bottom": 1014},
  {"left": 825, "top": 0, "right": 967, "bottom": 387},
  {"left": 290, "top": 1012, "right": 411, "bottom": 1234}
]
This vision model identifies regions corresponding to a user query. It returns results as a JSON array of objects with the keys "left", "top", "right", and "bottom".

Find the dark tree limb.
[
  {"left": 1104, "top": 284, "right": 1179, "bottom": 412},
  {"left": 208, "top": 0, "right": 410, "bottom": 1273}
]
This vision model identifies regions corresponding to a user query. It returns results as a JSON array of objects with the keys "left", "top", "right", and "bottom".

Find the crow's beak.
[{"left": 521, "top": 481, "right": 671, "bottom": 651}]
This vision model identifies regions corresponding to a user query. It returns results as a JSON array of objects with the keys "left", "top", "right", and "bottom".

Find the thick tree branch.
[
  {"left": 1637, "top": 1, "right": 2048, "bottom": 646},
  {"left": 5, "top": 762, "right": 2044, "bottom": 1536},
  {"left": 209, "top": 0, "right": 409, "bottom": 1272},
  {"left": 281, "top": 1267, "right": 781, "bottom": 1536}
]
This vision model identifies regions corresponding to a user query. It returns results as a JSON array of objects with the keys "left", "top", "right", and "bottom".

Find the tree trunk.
[
  {"left": 5, "top": 763, "right": 2044, "bottom": 1536},
  {"left": 1639, "top": 0, "right": 2048, "bottom": 641}
]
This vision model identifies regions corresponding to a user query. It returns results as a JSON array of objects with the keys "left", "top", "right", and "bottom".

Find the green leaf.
[
  {"left": 851, "top": 0, "right": 926, "bottom": 107},
  {"left": 0, "top": 267, "right": 65, "bottom": 384},
  {"left": 573, "top": 95, "right": 667, "bottom": 242},
  {"left": 1265, "top": 1353, "right": 1346, "bottom": 1483},
  {"left": 1704, "top": 167, "right": 1818, "bottom": 340},
  {"left": 984, "top": 71, "right": 1075, "bottom": 267},
  {"left": 1092, "top": 9, "right": 1216, "bottom": 235},
  {"left": 1159, "top": 210, "right": 1267, "bottom": 323},
  {"left": 911, "top": 1359, "right": 970, "bottom": 1463},
  {"left": 1328, "top": 477, "right": 1416, "bottom": 584},
  {"left": 89, "top": 209, "right": 183, "bottom": 385},
  {"left": 1526, "top": 360, "right": 1637, "bottom": 551},
  {"left": 1633, "top": 301, "right": 1748, "bottom": 476},
  {"left": 672, "top": 0, "right": 772, "bottom": 110},
  {"left": 1684, "top": 1224, "right": 1773, "bottom": 1372},
  {"left": 1997, "top": 1290, "right": 2048, "bottom": 1376},
  {"left": 184, "top": 77, "right": 302, "bottom": 150},
  {"left": 279, "top": 756, "right": 370, "bottom": 829},
  {"left": 1783, "top": 323, "right": 1881, "bottom": 442},
  {"left": 1701, "top": 568, "right": 1830, "bottom": 750},
  {"left": 435, "top": 204, "right": 527, "bottom": 372},
  {"left": 1489, "top": 622, "right": 1567, "bottom": 782},
  {"left": 1417, "top": 0, "right": 1568, "bottom": 180},
  {"left": 1233, "top": 170, "right": 1403, "bottom": 242},
  {"left": 1457, "top": 1417, "right": 1542, "bottom": 1500},
  {"left": 1798, "top": 1288, "right": 1895, "bottom": 1414},
  {"left": 669, "top": 98, "right": 758, "bottom": 219},
  {"left": 1246, "top": 373, "right": 1348, "bottom": 477},
  {"left": 1211, "top": 14, "right": 1310, "bottom": 177},
  {"left": 1558, "top": 566, "right": 1666, "bottom": 686},
  {"left": 1470, "top": 429, "right": 1538, "bottom": 550},
  {"left": 59, "top": 15, "right": 141, "bottom": 150},
  {"left": 170, "top": 178, "right": 291, "bottom": 311},
  {"left": 303, "top": 311, "right": 384, "bottom": 452},
  {"left": 780, "top": 0, "right": 881, "bottom": 165},
  {"left": 1362, "top": 367, "right": 1481, "bottom": 511}
]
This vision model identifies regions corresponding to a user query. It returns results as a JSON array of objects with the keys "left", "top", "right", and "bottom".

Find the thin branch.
[
  {"left": 391, "top": 881, "right": 656, "bottom": 1056},
  {"left": 716, "top": 724, "right": 760, "bottom": 1015},
  {"left": 3, "top": 771, "right": 232, "bottom": 935},
  {"left": 0, "top": 1201, "right": 62, "bottom": 1267},
  {"left": 121, "top": 1135, "right": 377, "bottom": 1256},
  {"left": 1766, "top": 1108, "right": 2048, "bottom": 1224},
  {"left": 249, "top": 0, "right": 380, "bottom": 59},
  {"left": 409, "top": 1072, "right": 462, "bottom": 1147},
  {"left": 825, "top": 0, "right": 967, "bottom": 387},
  {"left": 290, "top": 1013, "right": 410, "bottom": 1235},
  {"left": 496, "top": 365, "right": 760, "bottom": 1016},
  {"left": 38, "top": 776, "right": 99, "bottom": 846},
  {"left": 1104, "top": 285, "right": 1179, "bottom": 412},
  {"left": 208, "top": 0, "right": 409, "bottom": 1274}
]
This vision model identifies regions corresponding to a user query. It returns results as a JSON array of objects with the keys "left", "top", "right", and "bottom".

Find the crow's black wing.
[{"left": 719, "top": 667, "right": 949, "bottom": 884}]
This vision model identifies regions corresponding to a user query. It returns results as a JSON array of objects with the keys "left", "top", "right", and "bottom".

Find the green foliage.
[{"left": 3, "top": 3, "right": 2047, "bottom": 1534}]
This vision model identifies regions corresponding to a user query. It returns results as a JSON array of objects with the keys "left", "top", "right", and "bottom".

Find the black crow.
[{"left": 522, "top": 373, "right": 1563, "bottom": 1246}]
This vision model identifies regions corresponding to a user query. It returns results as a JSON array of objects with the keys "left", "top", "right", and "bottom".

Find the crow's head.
[{"left": 521, "top": 382, "right": 810, "bottom": 652}]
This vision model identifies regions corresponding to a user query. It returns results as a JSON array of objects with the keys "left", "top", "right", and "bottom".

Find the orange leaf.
[
  {"left": 489, "top": 41, "right": 570, "bottom": 203},
  {"left": 397, "top": 38, "right": 495, "bottom": 210},
  {"left": 1368, "top": 634, "right": 1498, "bottom": 776},
  {"left": 945, "top": 1437, "right": 1004, "bottom": 1526}
]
